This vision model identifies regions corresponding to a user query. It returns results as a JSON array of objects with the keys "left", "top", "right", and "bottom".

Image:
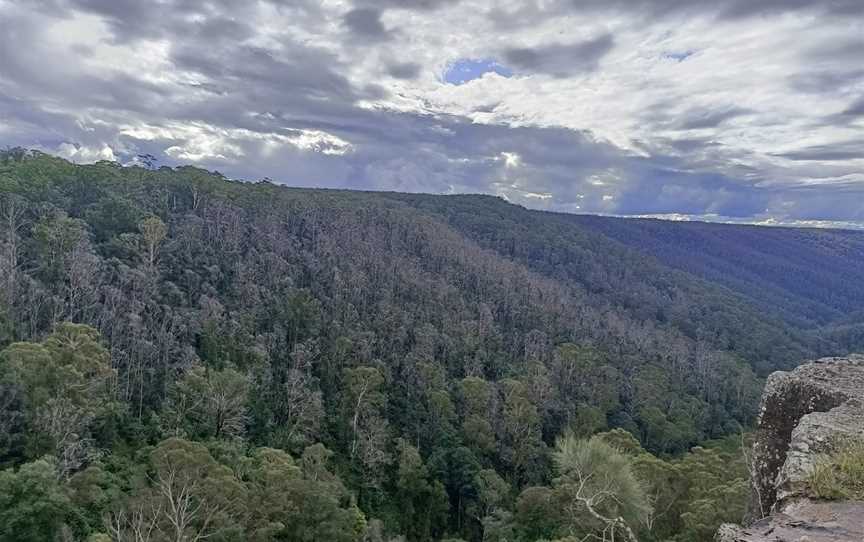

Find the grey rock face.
[
  {"left": 717, "top": 355, "right": 864, "bottom": 542},
  {"left": 716, "top": 501, "right": 864, "bottom": 542}
]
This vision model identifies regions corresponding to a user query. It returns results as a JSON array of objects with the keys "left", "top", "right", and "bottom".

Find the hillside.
[
  {"left": 379, "top": 193, "right": 849, "bottom": 373},
  {"left": 1, "top": 149, "right": 863, "bottom": 541},
  {"left": 568, "top": 214, "right": 864, "bottom": 329}
]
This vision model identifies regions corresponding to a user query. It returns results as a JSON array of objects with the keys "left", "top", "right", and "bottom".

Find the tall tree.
[
  {"left": 162, "top": 366, "right": 249, "bottom": 440},
  {"left": 553, "top": 435, "right": 651, "bottom": 542},
  {"left": 0, "top": 457, "right": 72, "bottom": 542},
  {"left": 0, "top": 323, "right": 117, "bottom": 475}
]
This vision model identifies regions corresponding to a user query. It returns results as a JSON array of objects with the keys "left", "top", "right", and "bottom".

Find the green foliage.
[
  {"left": 31, "top": 212, "right": 89, "bottom": 281},
  {"left": 147, "top": 437, "right": 248, "bottom": 541},
  {"left": 162, "top": 365, "right": 249, "bottom": 440},
  {"left": 570, "top": 404, "right": 607, "bottom": 438},
  {"left": 0, "top": 457, "right": 71, "bottom": 542},
  {"left": 474, "top": 468, "right": 510, "bottom": 515},
  {"left": 513, "top": 486, "right": 562, "bottom": 541},
  {"left": 393, "top": 439, "right": 449, "bottom": 541},
  {"left": 553, "top": 435, "right": 651, "bottom": 540},
  {"left": 499, "top": 379, "right": 546, "bottom": 484},
  {"left": 246, "top": 446, "right": 364, "bottom": 542},
  {"left": 0, "top": 324, "right": 118, "bottom": 473},
  {"left": 809, "top": 440, "right": 864, "bottom": 500},
  {"left": 678, "top": 477, "right": 749, "bottom": 542}
]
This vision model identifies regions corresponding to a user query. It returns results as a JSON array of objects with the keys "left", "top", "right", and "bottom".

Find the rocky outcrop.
[{"left": 717, "top": 355, "right": 864, "bottom": 542}]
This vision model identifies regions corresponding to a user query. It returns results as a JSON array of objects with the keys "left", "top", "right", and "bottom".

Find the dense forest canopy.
[{"left": 1, "top": 149, "right": 862, "bottom": 541}]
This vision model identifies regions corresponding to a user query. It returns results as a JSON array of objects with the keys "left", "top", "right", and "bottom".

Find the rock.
[
  {"left": 718, "top": 355, "right": 864, "bottom": 542},
  {"left": 715, "top": 501, "right": 864, "bottom": 542},
  {"left": 777, "top": 402, "right": 864, "bottom": 506}
]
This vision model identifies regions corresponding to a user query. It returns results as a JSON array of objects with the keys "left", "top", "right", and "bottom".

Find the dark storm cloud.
[
  {"left": 387, "top": 62, "right": 422, "bottom": 80},
  {"left": 617, "top": 169, "right": 771, "bottom": 218},
  {"left": 343, "top": 8, "right": 391, "bottom": 41},
  {"left": 503, "top": 34, "right": 614, "bottom": 77},
  {"left": 765, "top": 182, "right": 864, "bottom": 223},
  {"left": 815, "top": 95, "right": 864, "bottom": 127},
  {"left": 170, "top": 42, "right": 360, "bottom": 103},
  {"left": 841, "top": 96, "right": 864, "bottom": 118}
]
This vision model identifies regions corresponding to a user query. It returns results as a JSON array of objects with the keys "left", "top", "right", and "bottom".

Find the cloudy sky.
[{"left": 1, "top": 0, "right": 863, "bottom": 226}]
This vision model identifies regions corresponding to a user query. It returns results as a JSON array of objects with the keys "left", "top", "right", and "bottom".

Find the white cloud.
[
  {"left": 500, "top": 151, "right": 521, "bottom": 168},
  {"left": 55, "top": 142, "right": 116, "bottom": 163},
  {"left": 121, "top": 122, "right": 352, "bottom": 162}
]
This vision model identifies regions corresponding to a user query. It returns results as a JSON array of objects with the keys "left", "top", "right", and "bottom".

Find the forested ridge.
[{"left": 0, "top": 149, "right": 862, "bottom": 541}]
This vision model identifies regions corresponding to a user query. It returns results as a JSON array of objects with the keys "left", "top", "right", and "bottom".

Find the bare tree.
[
  {"left": 0, "top": 195, "right": 27, "bottom": 305},
  {"left": 139, "top": 217, "right": 167, "bottom": 268},
  {"left": 106, "top": 499, "right": 161, "bottom": 542}
]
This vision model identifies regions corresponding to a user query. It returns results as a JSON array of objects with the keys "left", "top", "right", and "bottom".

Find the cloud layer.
[{"left": 1, "top": 0, "right": 863, "bottom": 225}]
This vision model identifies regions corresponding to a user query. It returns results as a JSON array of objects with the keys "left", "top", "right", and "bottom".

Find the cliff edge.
[{"left": 717, "top": 355, "right": 864, "bottom": 541}]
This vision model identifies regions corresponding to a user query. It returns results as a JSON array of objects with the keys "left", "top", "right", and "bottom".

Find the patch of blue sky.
[
  {"left": 662, "top": 50, "right": 696, "bottom": 62},
  {"left": 443, "top": 58, "right": 513, "bottom": 85}
]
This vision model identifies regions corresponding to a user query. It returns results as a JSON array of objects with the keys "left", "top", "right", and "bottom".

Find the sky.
[{"left": 1, "top": 0, "right": 863, "bottom": 226}]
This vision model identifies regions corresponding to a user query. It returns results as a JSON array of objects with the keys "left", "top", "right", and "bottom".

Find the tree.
[
  {"left": 597, "top": 429, "right": 687, "bottom": 539},
  {"left": 551, "top": 345, "right": 620, "bottom": 419},
  {"left": 393, "top": 439, "right": 449, "bottom": 541},
  {"left": 145, "top": 438, "right": 247, "bottom": 542},
  {"left": 499, "top": 379, "right": 546, "bottom": 484},
  {"left": 458, "top": 377, "right": 496, "bottom": 457},
  {"left": 513, "top": 486, "right": 561, "bottom": 542},
  {"left": 32, "top": 212, "right": 88, "bottom": 283},
  {"left": 429, "top": 446, "right": 481, "bottom": 536},
  {"left": 342, "top": 367, "right": 391, "bottom": 495},
  {"left": 138, "top": 216, "right": 167, "bottom": 268},
  {"left": 675, "top": 444, "right": 748, "bottom": 542},
  {"left": 1, "top": 323, "right": 117, "bottom": 475},
  {"left": 0, "top": 379, "right": 25, "bottom": 465},
  {"left": 0, "top": 194, "right": 27, "bottom": 311},
  {"left": 246, "top": 446, "right": 365, "bottom": 542},
  {"left": 163, "top": 366, "right": 249, "bottom": 440},
  {"left": 471, "top": 468, "right": 511, "bottom": 541},
  {"left": 0, "top": 457, "right": 72, "bottom": 542},
  {"left": 264, "top": 344, "right": 324, "bottom": 452},
  {"left": 68, "top": 463, "right": 124, "bottom": 538},
  {"left": 473, "top": 469, "right": 510, "bottom": 519},
  {"left": 553, "top": 435, "right": 651, "bottom": 542}
]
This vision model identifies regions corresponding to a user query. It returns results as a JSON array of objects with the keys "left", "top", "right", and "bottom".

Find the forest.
[{"left": 1, "top": 148, "right": 863, "bottom": 542}]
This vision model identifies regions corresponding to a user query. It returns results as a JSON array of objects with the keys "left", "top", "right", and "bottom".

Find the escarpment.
[{"left": 717, "top": 355, "right": 864, "bottom": 542}]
